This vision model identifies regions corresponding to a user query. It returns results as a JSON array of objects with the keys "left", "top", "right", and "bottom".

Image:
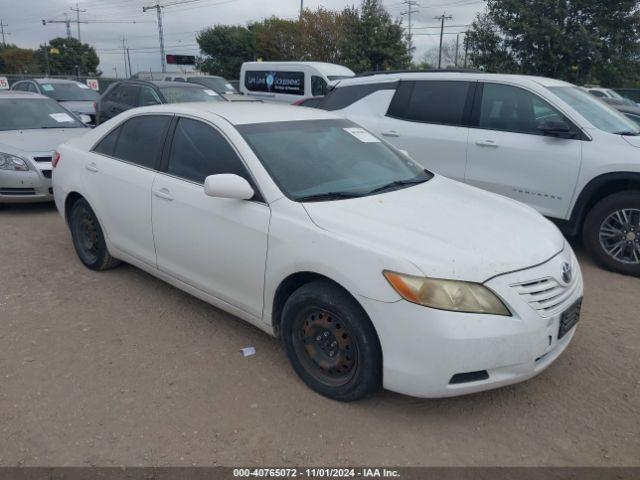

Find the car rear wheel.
[
  {"left": 281, "top": 280, "right": 382, "bottom": 401},
  {"left": 69, "top": 198, "right": 120, "bottom": 271},
  {"left": 583, "top": 191, "right": 640, "bottom": 276}
]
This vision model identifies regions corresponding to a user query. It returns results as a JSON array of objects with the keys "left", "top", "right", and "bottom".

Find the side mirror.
[
  {"left": 204, "top": 174, "right": 254, "bottom": 200},
  {"left": 538, "top": 119, "right": 574, "bottom": 138}
]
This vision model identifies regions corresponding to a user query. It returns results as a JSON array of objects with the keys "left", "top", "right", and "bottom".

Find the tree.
[
  {"left": 0, "top": 44, "right": 41, "bottom": 74},
  {"left": 466, "top": 0, "right": 640, "bottom": 86},
  {"left": 299, "top": 8, "right": 343, "bottom": 63},
  {"left": 45, "top": 37, "right": 100, "bottom": 76},
  {"left": 197, "top": 25, "right": 255, "bottom": 79},
  {"left": 251, "top": 17, "right": 301, "bottom": 61},
  {"left": 421, "top": 39, "right": 465, "bottom": 69}
]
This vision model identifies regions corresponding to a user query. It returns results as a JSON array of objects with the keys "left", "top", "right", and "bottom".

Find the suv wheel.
[
  {"left": 583, "top": 191, "right": 640, "bottom": 275},
  {"left": 69, "top": 198, "right": 121, "bottom": 271},
  {"left": 280, "top": 280, "right": 382, "bottom": 401}
]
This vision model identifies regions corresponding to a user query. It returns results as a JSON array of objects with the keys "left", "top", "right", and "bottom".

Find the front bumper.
[
  {"left": 357, "top": 247, "right": 583, "bottom": 398},
  {"left": 0, "top": 165, "right": 53, "bottom": 203}
]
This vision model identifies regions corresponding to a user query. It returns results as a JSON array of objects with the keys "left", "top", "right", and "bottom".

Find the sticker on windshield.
[
  {"left": 225, "top": 83, "right": 234, "bottom": 89},
  {"left": 203, "top": 89, "right": 218, "bottom": 96},
  {"left": 49, "top": 113, "right": 74, "bottom": 123},
  {"left": 41, "top": 84, "right": 55, "bottom": 91},
  {"left": 343, "top": 127, "right": 380, "bottom": 143}
]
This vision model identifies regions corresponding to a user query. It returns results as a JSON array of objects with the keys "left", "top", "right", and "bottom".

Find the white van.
[{"left": 239, "top": 61, "right": 355, "bottom": 103}]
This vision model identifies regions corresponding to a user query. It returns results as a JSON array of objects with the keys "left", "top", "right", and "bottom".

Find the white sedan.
[{"left": 52, "top": 103, "right": 583, "bottom": 401}]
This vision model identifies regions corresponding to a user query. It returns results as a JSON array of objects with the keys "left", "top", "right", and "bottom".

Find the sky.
[{"left": 0, "top": 0, "right": 485, "bottom": 78}]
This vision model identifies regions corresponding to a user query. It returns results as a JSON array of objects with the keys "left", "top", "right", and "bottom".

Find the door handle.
[
  {"left": 381, "top": 130, "right": 400, "bottom": 138},
  {"left": 85, "top": 162, "right": 99, "bottom": 173},
  {"left": 153, "top": 188, "right": 174, "bottom": 201},
  {"left": 475, "top": 140, "right": 500, "bottom": 148}
]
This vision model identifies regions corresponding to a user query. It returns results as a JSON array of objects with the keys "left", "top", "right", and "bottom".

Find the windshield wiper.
[
  {"left": 296, "top": 191, "right": 366, "bottom": 202},
  {"left": 615, "top": 131, "right": 640, "bottom": 136},
  {"left": 367, "top": 176, "right": 430, "bottom": 195}
]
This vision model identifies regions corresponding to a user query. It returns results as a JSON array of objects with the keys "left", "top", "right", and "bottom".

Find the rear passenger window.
[
  {"left": 321, "top": 82, "right": 398, "bottom": 111},
  {"left": 388, "top": 81, "right": 471, "bottom": 126},
  {"left": 311, "top": 76, "right": 328, "bottom": 96},
  {"left": 113, "top": 115, "right": 171, "bottom": 169},
  {"left": 167, "top": 118, "right": 250, "bottom": 184},
  {"left": 119, "top": 85, "right": 141, "bottom": 107},
  {"left": 93, "top": 126, "right": 121, "bottom": 156}
]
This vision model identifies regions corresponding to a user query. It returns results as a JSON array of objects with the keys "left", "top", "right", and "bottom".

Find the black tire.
[
  {"left": 583, "top": 190, "right": 640, "bottom": 276},
  {"left": 69, "top": 198, "right": 120, "bottom": 271},
  {"left": 281, "top": 280, "right": 382, "bottom": 401}
]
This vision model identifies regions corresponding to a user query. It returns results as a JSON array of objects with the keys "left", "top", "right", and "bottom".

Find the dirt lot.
[{"left": 0, "top": 203, "right": 639, "bottom": 467}]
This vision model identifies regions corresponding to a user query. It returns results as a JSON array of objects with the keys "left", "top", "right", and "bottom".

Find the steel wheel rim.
[
  {"left": 75, "top": 207, "right": 100, "bottom": 263},
  {"left": 292, "top": 308, "right": 357, "bottom": 387},
  {"left": 599, "top": 208, "right": 640, "bottom": 264}
]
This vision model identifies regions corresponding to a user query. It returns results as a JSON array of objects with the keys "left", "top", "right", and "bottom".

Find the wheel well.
[
  {"left": 271, "top": 272, "right": 356, "bottom": 337},
  {"left": 569, "top": 173, "right": 640, "bottom": 235},
  {"left": 64, "top": 192, "right": 84, "bottom": 226}
]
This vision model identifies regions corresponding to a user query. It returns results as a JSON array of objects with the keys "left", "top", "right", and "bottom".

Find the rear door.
[
  {"left": 465, "top": 82, "right": 582, "bottom": 219},
  {"left": 151, "top": 116, "right": 270, "bottom": 319},
  {"left": 376, "top": 80, "right": 475, "bottom": 181},
  {"left": 85, "top": 114, "right": 172, "bottom": 265}
]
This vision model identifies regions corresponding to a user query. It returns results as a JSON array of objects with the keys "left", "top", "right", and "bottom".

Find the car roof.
[
  {"left": 335, "top": 71, "right": 574, "bottom": 89},
  {"left": 114, "top": 80, "right": 205, "bottom": 88},
  {"left": 0, "top": 90, "right": 48, "bottom": 100},
  {"left": 32, "top": 78, "right": 83, "bottom": 85},
  {"left": 130, "top": 101, "right": 338, "bottom": 126},
  {"left": 242, "top": 61, "right": 355, "bottom": 77}
]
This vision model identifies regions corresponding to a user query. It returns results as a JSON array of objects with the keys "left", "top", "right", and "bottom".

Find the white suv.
[{"left": 317, "top": 71, "right": 640, "bottom": 276}]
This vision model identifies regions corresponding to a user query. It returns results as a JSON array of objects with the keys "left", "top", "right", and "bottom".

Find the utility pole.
[
  {"left": 41, "top": 44, "right": 51, "bottom": 76},
  {"left": 143, "top": 2, "right": 166, "bottom": 73},
  {"left": 127, "top": 47, "right": 132, "bottom": 78},
  {"left": 300, "top": 0, "right": 304, "bottom": 20},
  {"left": 463, "top": 33, "right": 469, "bottom": 68},
  {"left": 401, "top": 0, "right": 419, "bottom": 59},
  {"left": 122, "top": 37, "right": 129, "bottom": 79},
  {"left": 70, "top": 3, "right": 86, "bottom": 42},
  {"left": 454, "top": 33, "right": 459, "bottom": 68},
  {"left": 42, "top": 14, "right": 73, "bottom": 39},
  {"left": 0, "top": 20, "right": 9, "bottom": 47},
  {"left": 434, "top": 13, "right": 453, "bottom": 69}
]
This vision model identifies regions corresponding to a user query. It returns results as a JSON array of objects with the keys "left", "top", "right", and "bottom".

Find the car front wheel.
[
  {"left": 69, "top": 198, "right": 121, "bottom": 271},
  {"left": 583, "top": 191, "right": 640, "bottom": 276},
  {"left": 281, "top": 280, "right": 382, "bottom": 401}
]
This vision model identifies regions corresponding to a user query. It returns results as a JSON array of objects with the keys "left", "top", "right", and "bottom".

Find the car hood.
[
  {"left": 0, "top": 128, "right": 88, "bottom": 155},
  {"left": 302, "top": 176, "right": 565, "bottom": 283},
  {"left": 59, "top": 101, "right": 95, "bottom": 115}
]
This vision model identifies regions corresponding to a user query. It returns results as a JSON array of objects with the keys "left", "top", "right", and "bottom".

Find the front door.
[
  {"left": 465, "top": 83, "right": 582, "bottom": 219},
  {"left": 151, "top": 117, "right": 270, "bottom": 319}
]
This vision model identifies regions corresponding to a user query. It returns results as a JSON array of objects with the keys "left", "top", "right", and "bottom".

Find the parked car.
[
  {"left": 161, "top": 74, "right": 238, "bottom": 95},
  {"left": 597, "top": 97, "right": 640, "bottom": 126},
  {"left": 313, "top": 71, "right": 640, "bottom": 276},
  {"left": 10, "top": 78, "right": 99, "bottom": 125},
  {"left": 585, "top": 86, "right": 636, "bottom": 106},
  {"left": 52, "top": 102, "right": 583, "bottom": 400},
  {"left": 614, "top": 88, "right": 640, "bottom": 104},
  {"left": 0, "top": 91, "right": 88, "bottom": 203},
  {"left": 239, "top": 61, "right": 354, "bottom": 103},
  {"left": 95, "top": 80, "right": 226, "bottom": 124},
  {"left": 292, "top": 96, "right": 324, "bottom": 108}
]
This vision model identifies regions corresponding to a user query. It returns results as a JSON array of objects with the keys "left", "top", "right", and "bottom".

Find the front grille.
[
  {"left": 511, "top": 263, "right": 581, "bottom": 318},
  {"left": 0, "top": 187, "right": 36, "bottom": 195},
  {"left": 41, "top": 170, "right": 52, "bottom": 179},
  {"left": 33, "top": 156, "right": 52, "bottom": 163}
]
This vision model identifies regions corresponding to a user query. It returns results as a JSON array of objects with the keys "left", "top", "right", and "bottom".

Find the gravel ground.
[{"left": 0, "top": 203, "right": 638, "bottom": 467}]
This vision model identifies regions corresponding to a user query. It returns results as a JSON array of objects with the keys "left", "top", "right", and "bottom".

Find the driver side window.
[
  {"left": 140, "top": 87, "right": 161, "bottom": 106},
  {"left": 479, "top": 83, "right": 566, "bottom": 135}
]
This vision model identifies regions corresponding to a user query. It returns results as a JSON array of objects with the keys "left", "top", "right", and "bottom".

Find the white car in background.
[
  {"left": 0, "top": 91, "right": 88, "bottom": 203},
  {"left": 318, "top": 71, "right": 640, "bottom": 276},
  {"left": 52, "top": 102, "right": 582, "bottom": 401}
]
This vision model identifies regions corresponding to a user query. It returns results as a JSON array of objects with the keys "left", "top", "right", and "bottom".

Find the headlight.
[
  {"left": 0, "top": 153, "right": 29, "bottom": 171},
  {"left": 383, "top": 271, "right": 511, "bottom": 316}
]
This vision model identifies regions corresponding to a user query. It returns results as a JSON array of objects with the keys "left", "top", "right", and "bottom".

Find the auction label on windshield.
[
  {"left": 0, "top": 77, "right": 9, "bottom": 89},
  {"left": 204, "top": 89, "right": 219, "bottom": 96},
  {"left": 49, "top": 113, "right": 74, "bottom": 123},
  {"left": 343, "top": 127, "right": 380, "bottom": 143}
]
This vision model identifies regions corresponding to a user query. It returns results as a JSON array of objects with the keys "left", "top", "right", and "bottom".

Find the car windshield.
[
  {"left": 39, "top": 82, "right": 100, "bottom": 102},
  {"left": 327, "top": 75, "right": 353, "bottom": 81},
  {"left": 548, "top": 86, "right": 640, "bottom": 135},
  {"left": 0, "top": 97, "right": 85, "bottom": 131},
  {"left": 238, "top": 119, "right": 432, "bottom": 201},
  {"left": 188, "top": 77, "right": 236, "bottom": 93},
  {"left": 159, "top": 86, "right": 223, "bottom": 103}
]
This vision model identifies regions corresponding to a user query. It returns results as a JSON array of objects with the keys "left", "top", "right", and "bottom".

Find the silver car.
[
  {"left": 10, "top": 78, "right": 100, "bottom": 125},
  {"left": 0, "top": 91, "right": 89, "bottom": 204}
]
